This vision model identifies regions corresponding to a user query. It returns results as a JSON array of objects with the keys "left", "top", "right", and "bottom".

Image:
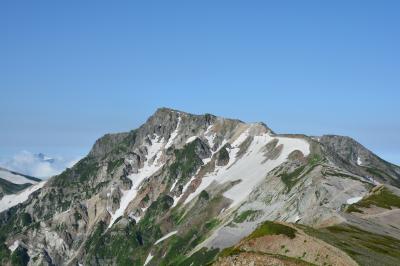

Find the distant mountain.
[
  {"left": 35, "top": 153, "right": 55, "bottom": 164},
  {"left": 0, "top": 168, "right": 44, "bottom": 214},
  {"left": 0, "top": 151, "right": 79, "bottom": 178},
  {"left": 0, "top": 108, "right": 399, "bottom": 265},
  {"left": 0, "top": 167, "right": 40, "bottom": 197}
]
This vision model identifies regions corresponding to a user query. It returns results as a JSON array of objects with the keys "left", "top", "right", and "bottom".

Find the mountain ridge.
[{"left": 0, "top": 108, "right": 399, "bottom": 266}]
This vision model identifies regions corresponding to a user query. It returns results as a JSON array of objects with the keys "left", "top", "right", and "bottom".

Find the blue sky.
[{"left": 1, "top": 0, "right": 399, "bottom": 169}]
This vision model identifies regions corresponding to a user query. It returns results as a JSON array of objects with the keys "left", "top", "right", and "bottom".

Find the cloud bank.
[{"left": 0, "top": 151, "right": 81, "bottom": 179}]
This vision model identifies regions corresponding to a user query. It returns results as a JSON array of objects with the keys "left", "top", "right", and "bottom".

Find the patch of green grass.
[
  {"left": 169, "top": 140, "right": 203, "bottom": 184},
  {"left": 345, "top": 204, "right": 363, "bottom": 213},
  {"left": 299, "top": 224, "right": 400, "bottom": 266},
  {"left": 199, "top": 190, "right": 209, "bottom": 201},
  {"left": 308, "top": 154, "right": 322, "bottom": 165},
  {"left": 10, "top": 246, "right": 29, "bottom": 266},
  {"left": 354, "top": 186, "right": 400, "bottom": 210},
  {"left": 20, "top": 213, "right": 32, "bottom": 227},
  {"left": 233, "top": 210, "right": 261, "bottom": 223},
  {"left": 219, "top": 246, "right": 242, "bottom": 257},
  {"left": 159, "top": 229, "right": 203, "bottom": 265},
  {"left": 85, "top": 219, "right": 161, "bottom": 266},
  {"left": 247, "top": 221, "right": 296, "bottom": 240},
  {"left": 0, "top": 178, "right": 31, "bottom": 195},
  {"left": 178, "top": 247, "right": 219, "bottom": 266},
  {"left": 139, "top": 195, "right": 173, "bottom": 230},
  {"left": 216, "top": 146, "right": 229, "bottom": 165},
  {"left": 280, "top": 165, "right": 305, "bottom": 192},
  {"left": 204, "top": 218, "right": 220, "bottom": 230},
  {"left": 220, "top": 249, "right": 316, "bottom": 266}
]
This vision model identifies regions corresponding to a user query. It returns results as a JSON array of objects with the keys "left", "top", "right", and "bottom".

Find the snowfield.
[
  {"left": 184, "top": 126, "right": 310, "bottom": 208},
  {"left": 0, "top": 168, "right": 37, "bottom": 185},
  {"left": 143, "top": 252, "right": 153, "bottom": 266},
  {"left": 154, "top": 230, "right": 178, "bottom": 245},
  {"left": 108, "top": 134, "right": 165, "bottom": 228},
  {"left": 165, "top": 115, "right": 182, "bottom": 149},
  {"left": 0, "top": 181, "right": 46, "bottom": 212},
  {"left": 347, "top": 196, "right": 363, "bottom": 205}
]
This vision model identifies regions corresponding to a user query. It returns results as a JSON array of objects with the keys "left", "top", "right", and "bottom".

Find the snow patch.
[
  {"left": 357, "top": 156, "right": 362, "bottom": 166},
  {"left": 170, "top": 179, "right": 179, "bottom": 192},
  {"left": 186, "top": 136, "right": 198, "bottom": 144},
  {"left": 0, "top": 181, "right": 46, "bottom": 212},
  {"left": 144, "top": 252, "right": 153, "bottom": 266},
  {"left": 0, "top": 168, "right": 37, "bottom": 185},
  {"left": 8, "top": 240, "right": 19, "bottom": 252},
  {"left": 172, "top": 174, "right": 197, "bottom": 208},
  {"left": 108, "top": 135, "right": 165, "bottom": 228},
  {"left": 154, "top": 231, "right": 178, "bottom": 245},
  {"left": 347, "top": 196, "right": 363, "bottom": 205},
  {"left": 165, "top": 116, "right": 182, "bottom": 149},
  {"left": 204, "top": 125, "right": 216, "bottom": 148},
  {"left": 183, "top": 128, "right": 310, "bottom": 208}
]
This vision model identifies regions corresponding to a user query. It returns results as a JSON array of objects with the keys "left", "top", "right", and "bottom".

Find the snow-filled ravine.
[{"left": 183, "top": 125, "right": 310, "bottom": 208}]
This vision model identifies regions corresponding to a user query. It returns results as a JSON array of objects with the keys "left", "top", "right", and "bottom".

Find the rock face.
[{"left": 0, "top": 108, "right": 399, "bottom": 266}]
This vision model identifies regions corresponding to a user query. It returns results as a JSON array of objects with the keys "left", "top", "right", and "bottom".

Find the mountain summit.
[{"left": 0, "top": 108, "right": 399, "bottom": 266}]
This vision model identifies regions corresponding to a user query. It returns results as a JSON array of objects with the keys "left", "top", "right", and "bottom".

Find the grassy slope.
[{"left": 299, "top": 224, "right": 400, "bottom": 266}]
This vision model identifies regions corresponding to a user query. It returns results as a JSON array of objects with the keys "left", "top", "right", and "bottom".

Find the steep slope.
[
  {"left": 0, "top": 168, "right": 43, "bottom": 213},
  {"left": 0, "top": 108, "right": 399, "bottom": 266},
  {"left": 0, "top": 168, "right": 40, "bottom": 197}
]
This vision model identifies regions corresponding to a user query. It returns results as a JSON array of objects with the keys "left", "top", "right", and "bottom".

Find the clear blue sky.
[{"left": 1, "top": 1, "right": 399, "bottom": 165}]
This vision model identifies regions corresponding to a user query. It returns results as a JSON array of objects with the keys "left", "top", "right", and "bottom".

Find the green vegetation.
[
  {"left": 220, "top": 248, "right": 315, "bottom": 266},
  {"left": 216, "top": 146, "right": 229, "bottom": 165},
  {"left": 85, "top": 219, "right": 161, "bottom": 266},
  {"left": 353, "top": 187, "right": 400, "bottom": 210},
  {"left": 247, "top": 221, "right": 296, "bottom": 240},
  {"left": 169, "top": 140, "right": 203, "bottom": 184},
  {"left": 107, "top": 158, "right": 124, "bottom": 174},
  {"left": 20, "top": 213, "right": 32, "bottom": 227},
  {"left": 178, "top": 247, "right": 219, "bottom": 266},
  {"left": 280, "top": 165, "right": 305, "bottom": 192},
  {"left": 204, "top": 218, "right": 220, "bottom": 230},
  {"left": 233, "top": 210, "right": 261, "bottom": 223},
  {"left": 0, "top": 179, "right": 31, "bottom": 195},
  {"left": 74, "top": 211, "right": 82, "bottom": 221},
  {"left": 345, "top": 204, "right": 364, "bottom": 213},
  {"left": 53, "top": 157, "right": 99, "bottom": 186},
  {"left": 299, "top": 224, "right": 400, "bottom": 266},
  {"left": 365, "top": 167, "right": 391, "bottom": 180},
  {"left": 10, "top": 246, "right": 29, "bottom": 266},
  {"left": 219, "top": 246, "right": 242, "bottom": 257},
  {"left": 140, "top": 195, "right": 173, "bottom": 230},
  {"left": 159, "top": 229, "right": 204, "bottom": 265},
  {"left": 308, "top": 154, "right": 323, "bottom": 165},
  {"left": 199, "top": 190, "right": 210, "bottom": 201}
]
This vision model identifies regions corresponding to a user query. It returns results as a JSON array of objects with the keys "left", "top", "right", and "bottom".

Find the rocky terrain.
[{"left": 0, "top": 108, "right": 399, "bottom": 266}]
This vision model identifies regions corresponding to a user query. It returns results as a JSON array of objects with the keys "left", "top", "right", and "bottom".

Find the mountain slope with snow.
[
  {"left": 0, "top": 167, "right": 41, "bottom": 200},
  {"left": 0, "top": 108, "right": 399, "bottom": 266}
]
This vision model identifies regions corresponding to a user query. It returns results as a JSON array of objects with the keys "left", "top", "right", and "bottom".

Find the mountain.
[
  {"left": 0, "top": 167, "right": 41, "bottom": 198},
  {"left": 34, "top": 153, "right": 55, "bottom": 164},
  {"left": 0, "top": 151, "right": 79, "bottom": 179},
  {"left": 0, "top": 108, "right": 399, "bottom": 266},
  {"left": 0, "top": 168, "right": 44, "bottom": 214}
]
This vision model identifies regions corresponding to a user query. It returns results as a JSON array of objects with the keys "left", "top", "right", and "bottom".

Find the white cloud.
[{"left": 0, "top": 151, "right": 81, "bottom": 179}]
